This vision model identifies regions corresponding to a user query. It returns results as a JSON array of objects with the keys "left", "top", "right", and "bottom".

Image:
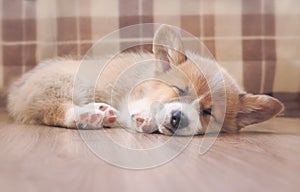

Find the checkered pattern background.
[{"left": 0, "top": 0, "right": 299, "bottom": 116}]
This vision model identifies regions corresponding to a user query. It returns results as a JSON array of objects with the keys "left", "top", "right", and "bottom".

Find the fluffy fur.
[{"left": 7, "top": 25, "right": 284, "bottom": 136}]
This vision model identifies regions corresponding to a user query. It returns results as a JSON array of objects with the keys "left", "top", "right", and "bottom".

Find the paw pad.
[
  {"left": 99, "top": 105, "right": 108, "bottom": 111},
  {"left": 80, "top": 112, "right": 89, "bottom": 121},
  {"left": 108, "top": 110, "right": 115, "bottom": 115},
  {"left": 136, "top": 117, "right": 145, "bottom": 125},
  {"left": 107, "top": 117, "right": 116, "bottom": 123},
  {"left": 90, "top": 114, "right": 102, "bottom": 124}
]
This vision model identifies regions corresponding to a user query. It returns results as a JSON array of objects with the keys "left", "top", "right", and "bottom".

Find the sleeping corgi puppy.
[{"left": 7, "top": 25, "right": 284, "bottom": 136}]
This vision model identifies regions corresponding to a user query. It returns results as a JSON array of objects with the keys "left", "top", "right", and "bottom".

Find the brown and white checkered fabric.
[{"left": 1, "top": 0, "right": 299, "bottom": 116}]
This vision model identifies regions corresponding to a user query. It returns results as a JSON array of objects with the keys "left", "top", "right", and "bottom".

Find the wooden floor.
[{"left": 0, "top": 109, "right": 299, "bottom": 192}]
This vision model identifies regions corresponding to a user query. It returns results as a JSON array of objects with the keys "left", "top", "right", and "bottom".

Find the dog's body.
[{"left": 7, "top": 25, "right": 284, "bottom": 136}]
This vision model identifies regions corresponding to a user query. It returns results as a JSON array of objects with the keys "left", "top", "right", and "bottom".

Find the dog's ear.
[
  {"left": 153, "top": 25, "right": 186, "bottom": 73},
  {"left": 237, "top": 94, "right": 284, "bottom": 128}
]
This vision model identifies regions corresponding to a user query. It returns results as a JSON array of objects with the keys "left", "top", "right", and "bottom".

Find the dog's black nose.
[{"left": 170, "top": 111, "right": 189, "bottom": 130}]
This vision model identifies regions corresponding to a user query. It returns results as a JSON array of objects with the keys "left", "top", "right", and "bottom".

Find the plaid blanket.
[{"left": 1, "top": 0, "right": 299, "bottom": 116}]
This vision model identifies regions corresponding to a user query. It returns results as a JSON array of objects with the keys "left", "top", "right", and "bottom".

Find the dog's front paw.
[
  {"left": 75, "top": 103, "right": 119, "bottom": 129},
  {"left": 131, "top": 112, "right": 157, "bottom": 133}
]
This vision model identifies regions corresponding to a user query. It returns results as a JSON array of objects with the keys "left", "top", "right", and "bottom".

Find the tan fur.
[{"left": 7, "top": 25, "right": 284, "bottom": 136}]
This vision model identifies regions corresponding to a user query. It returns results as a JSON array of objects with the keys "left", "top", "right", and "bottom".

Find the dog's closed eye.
[
  {"left": 202, "top": 107, "right": 220, "bottom": 124},
  {"left": 202, "top": 108, "right": 212, "bottom": 116},
  {"left": 171, "top": 85, "right": 188, "bottom": 96}
]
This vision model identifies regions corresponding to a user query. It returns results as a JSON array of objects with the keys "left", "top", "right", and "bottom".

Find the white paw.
[
  {"left": 75, "top": 103, "right": 119, "bottom": 129},
  {"left": 131, "top": 112, "right": 157, "bottom": 133}
]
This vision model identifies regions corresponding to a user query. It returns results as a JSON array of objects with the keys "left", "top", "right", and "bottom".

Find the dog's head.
[{"left": 130, "top": 25, "right": 284, "bottom": 136}]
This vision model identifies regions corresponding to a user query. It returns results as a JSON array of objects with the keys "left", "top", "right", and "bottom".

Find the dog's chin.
[
  {"left": 158, "top": 125, "right": 175, "bottom": 136},
  {"left": 158, "top": 125, "right": 192, "bottom": 136},
  {"left": 158, "top": 125, "right": 203, "bottom": 136},
  {"left": 134, "top": 125, "right": 158, "bottom": 134}
]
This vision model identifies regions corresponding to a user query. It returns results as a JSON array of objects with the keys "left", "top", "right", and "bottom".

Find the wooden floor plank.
[{"left": 0, "top": 110, "right": 299, "bottom": 192}]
